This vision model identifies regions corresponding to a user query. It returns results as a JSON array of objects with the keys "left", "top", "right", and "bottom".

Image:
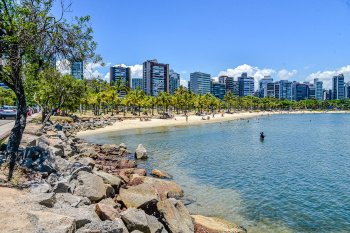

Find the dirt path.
[{"left": 0, "top": 187, "right": 34, "bottom": 233}]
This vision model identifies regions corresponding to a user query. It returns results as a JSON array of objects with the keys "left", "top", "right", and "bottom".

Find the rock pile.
[{"left": 6, "top": 125, "right": 247, "bottom": 233}]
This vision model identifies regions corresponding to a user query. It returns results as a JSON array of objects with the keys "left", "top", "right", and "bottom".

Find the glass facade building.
[
  {"left": 190, "top": 72, "right": 211, "bottom": 95},
  {"left": 132, "top": 78, "right": 143, "bottom": 91},
  {"left": 143, "top": 59, "right": 169, "bottom": 97},
  {"left": 210, "top": 81, "right": 226, "bottom": 99},
  {"left": 110, "top": 66, "right": 131, "bottom": 97},
  {"left": 71, "top": 61, "right": 84, "bottom": 80},
  {"left": 225, "top": 77, "right": 239, "bottom": 97},
  {"left": 332, "top": 74, "right": 345, "bottom": 100},
  {"left": 238, "top": 72, "right": 254, "bottom": 97},
  {"left": 259, "top": 76, "right": 273, "bottom": 98},
  {"left": 169, "top": 69, "right": 180, "bottom": 95},
  {"left": 314, "top": 78, "right": 324, "bottom": 101}
]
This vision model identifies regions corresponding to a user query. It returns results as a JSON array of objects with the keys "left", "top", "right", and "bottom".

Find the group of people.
[{"left": 140, "top": 118, "right": 151, "bottom": 121}]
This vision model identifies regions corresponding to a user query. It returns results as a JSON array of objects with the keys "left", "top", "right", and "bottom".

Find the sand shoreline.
[{"left": 76, "top": 110, "right": 348, "bottom": 137}]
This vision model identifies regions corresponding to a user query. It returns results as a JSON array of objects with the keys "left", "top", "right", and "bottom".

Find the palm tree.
[
  {"left": 224, "top": 92, "right": 235, "bottom": 112},
  {"left": 128, "top": 88, "right": 145, "bottom": 116},
  {"left": 157, "top": 92, "right": 171, "bottom": 114}
]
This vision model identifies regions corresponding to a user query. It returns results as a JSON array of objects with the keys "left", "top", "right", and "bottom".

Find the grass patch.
[{"left": 35, "top": 115, "right": 74, "bottom": 123}]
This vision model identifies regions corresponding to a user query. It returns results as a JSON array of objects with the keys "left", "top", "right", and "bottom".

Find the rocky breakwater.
[{"left": 4, "top": 126, "right": 247, "bottom": 233}]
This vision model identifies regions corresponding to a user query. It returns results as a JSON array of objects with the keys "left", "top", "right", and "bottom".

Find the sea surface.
[{"left": 81, "top": 113, "right": 350, "bottom": 233}]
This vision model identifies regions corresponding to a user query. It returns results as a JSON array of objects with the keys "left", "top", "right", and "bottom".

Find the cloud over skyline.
[{"left": 305, "top": 65, "right": 350, "bottom": 89}]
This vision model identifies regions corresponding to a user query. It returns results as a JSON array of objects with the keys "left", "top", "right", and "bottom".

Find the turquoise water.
[{"left": 81, "top": 113, "right": 350, "bottom": 233}]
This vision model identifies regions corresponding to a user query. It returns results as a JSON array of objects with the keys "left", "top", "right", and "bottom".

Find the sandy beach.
[{"left": 76, "top": 110, "right": 348, "bottom": 137}]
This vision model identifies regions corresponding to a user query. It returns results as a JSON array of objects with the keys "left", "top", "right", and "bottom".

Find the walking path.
[{"left": 0, "top": 112, "right": 41, "bottom": 141}]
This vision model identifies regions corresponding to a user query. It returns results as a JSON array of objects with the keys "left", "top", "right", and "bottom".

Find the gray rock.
[
  {"left": 27, "top": 210, "right": 76, "bottom": 233},
  {"left": 23, "top": 146, "right": 43, "bottom": 160},
  {"left": 134, "top": 144, "right": 147, "bottom": 159},
  {"left": 30, "top": 181, "right": 52, "bottom": 193},
  {"left": 47, "top": 173, "right": 59, "bottom": 185},
  {"left": 30, "top": 192, "right": 56, "bottom": 207},
  {"left": 95, "top": 171, "right": 122, "bottom": 188},
  {"left": 113, "top": 218, "right": 129, "bottom": 233},
  {"left": 73, "top": 171, "right": 106, "bottom": 201},
  {"left": 20, "top": 134, "right": 38, "bottom": 147},
  {"left": 99, "top": 198, "right": 118, "bottom": 208},
  {"left": 80, "top": 147, "right": 96, "bottom": 156},
  {"left": 120, "top": 208, "right": 150, "bottom": 233},
  {"left": 119, "top": 143, "right": 127, "bottom": 149},
  {"left": 119, "top": 183, "right": 160, "bottom": 208},
  {"left": 55, "top": 193, "right": 91, "bottom": 208},
  {"left": 52, "top": 179, "right": 70, "bottom": 193},
  {"left": 65, "top": 162, "right": 92, "bottom": 179},
  {"left": 53, "top": 205, "right": 100, "bottom": 229},
  {"left": 37, "top": 135, "right": 50, "bottom": 149},
  {"left": 78, "top": 157, "right": 96, "bottom": 169},
  {"left": 77, "top": 220, "right": 127, "bottom": 233},
  {"left": 131, "top": 231, "right": 143, "bottom": 233},
  {"left": 146, "top": 215, "right": 168, "bottom": 233},
  {"left": 157, "top": 198, "right": 194, "bottom": 233}
]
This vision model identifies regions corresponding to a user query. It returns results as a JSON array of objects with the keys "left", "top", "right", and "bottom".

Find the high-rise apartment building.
[
  {"left": 210, "top": 81, "right": 226, "bottom": 99},
  {"left": 278, "top": 80, "right": 292, "bottom": 100},
  {"left": 314, "top": 78, "right": 323, "bottom": 101},
  {"left": 188, "top": 81, "right": 191, "bottom": 92},
  {"left": 238, "top": 72, "right": 254, "bottom": 97},
  {"left": 110, "top": 66, "right": 131, "bottom": 97},
  {"left": 169, "top": 69, "right": 180, "bottom": 95},
  {"left": 308, "top": 83, "right": 316, "bottom": 99},
  {"left": 132, "top": 78, "right": 143, "bottom": 91},
  {"left": 143, "top": 59, "right": 169, "bottom": 97},
  {"left": 218, "top": 76, "right": 227, "bottom": 84},
  {"left": 292, "top": 82, "right": 309, "bottom": 101},
  {"left": 344, "top": 82, "right": 350, "bottom": 99},
  {"left": 259, "top": 76, "right": 273, "bottom": 98},
  {"left": 332, "top": 74, "right": 345, "bottom": 100},
  {"left": 190, "top": 72, "right": 211, "bottom": 95},
  {"left": 71, "top": 61, "right": 84, "bottom": 80},
  {"left": 225, "top": 77, "right": 239, "bottom": 97}
]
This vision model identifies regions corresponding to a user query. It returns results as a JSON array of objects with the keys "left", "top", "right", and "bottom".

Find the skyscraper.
[
  {"left": 132, "top": 78, "right": 143, "bottom": 91},
  {"left": 238, "top": 72, "right": 254, "bottom": 97},
  {"left": 110, "top": 66, "right": 131, "bottom": 97},
  {"left": 71, "top": 61, "right": 84, "bottom": 80},
  {"left": 210, "top": 80, "right": 226, "bottom": 99},
  {"left": 225, "top": 77, "right": 239, "bottom": 97},
  {"left": 278, "top": 80, "right": 292, "bottom": 100},
  {"left": 169, "top": 69, "right": 180, "bottom": 95},
  {"left": 314, "top": 78, "right": 323, "bottom": 101},
  {"left": 218, "top": 76, "right": 227, "bottom": 84},
  {"left": 332, "top": 74, "right": 345, "bottom": 100},
  {"left": 292, "top": 82, "right": 309, "bottom": 101},
  {"left": 259, "top": 76, "right": 273, "bottom": 98},
  {"left": 190, "top": 72, "right": 211, "bottom": 95},
  {"left": 143, "top": 59, "right": 169, "bottom": 97}
]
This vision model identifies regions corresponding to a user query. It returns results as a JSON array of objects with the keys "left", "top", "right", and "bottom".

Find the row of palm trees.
[{"left": 76, "top": 79, "right": 350, "bottom": 116}]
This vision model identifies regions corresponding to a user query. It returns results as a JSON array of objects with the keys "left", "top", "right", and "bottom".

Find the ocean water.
[{"left": 81, "top": 113, "right": 350, "bottom": 233}]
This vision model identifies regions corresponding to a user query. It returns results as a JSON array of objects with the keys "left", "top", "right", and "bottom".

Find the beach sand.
[{"left": 77, "top": 110, "right": 343, "bottom": 137}]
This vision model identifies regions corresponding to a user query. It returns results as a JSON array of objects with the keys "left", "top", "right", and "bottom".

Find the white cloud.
[
  {"left": 103, "top": 72, "right": 110, "bottom": 82},
  {"left": 305, "top": 65, "right": 350, "bottom": 89},
  {"left": 276, "top": 69, "right": 297, "bottom": 80},
  {"left": 181, "top": 70, "right": 188, "bottom": 74},
  {"left": 180, "top": 78, "right": 188, "bottom": 88},
  {"left": 56, "top": 59, "right": 70, "bottom": 75},
  {"left": 113, "top": 64, "right": 143, "bottom": 79}
]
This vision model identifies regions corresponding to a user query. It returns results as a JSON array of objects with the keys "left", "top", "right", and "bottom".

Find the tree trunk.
[{"left": 7, "top": 83, "right": 27, "bottom": 181}]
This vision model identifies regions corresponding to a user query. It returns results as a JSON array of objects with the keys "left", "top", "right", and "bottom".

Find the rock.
[
  {"left": 146, "top": 215, "right": 168, "bottom": 233},
  {"left": 133, "top": 169, "right": 147, "bottom": 176},
  {"left": 80, "top": 147, "right": 96, "bottom": 156},
  {"left": 77, "top": 220, "right": 128, "bottom": 233},
  {"left": 101, "top": 144, "right": 119, "bottom": 154},
  {"left": 113, "top": 218, "right": 129, "bottom": 233},
  {"left": 99, "top": 198, "right": 118, "bottom": 209},
  {"left": 70, "top": 156, "right": 96, "bottom": 169},
  {"left": 20, "top": 134, "right": 38, "bottom": 147},
  {"left": 52, "top": 179, "right": 70, "bottom": 193},
  {"left": 105, "top": 184, "right": 116, "bottom": 198},
  {"left": 129, "top": 177, "right": 183, "bottom": 201},
  {"left": 50, "top": 145, "right": 65, "bottom": 158},
  {"left": 157, "top": 198, "right": 194, "bottom": 233},
  {"left": 134, "top": 144, "right": 148, "bottom": 159},
  {"left": 119, "top": 183, "right": 160, "bottom": 208},
  {"left": 151, "top": 169, "right": 170, "bottom": 179},
  {"left": 27, "top": 211, "right": 76, "bottom": 233},
  {"left": 55, "top": 193, "right": 84, "bottom": 208},
  {"left": 116, "top": 159, "right": 137, "bottom": 169},
  {"left": 73, "top": 171, "right": 106, "bottom": 202},
  {"left": 53, "top": 205, "right": 100, "bottom": 229},
  {"left": 66, "top": 162, "right": 92, "bottom": 178},
  {"left": 30, "top": 181, "right": 52, "bottom": 193},
  {"left": 23, "top": 146, "right": 43, "bottom": 160},
  {"left": 37, "top": 135, "right": 50, "bottom": 149},
  {"left": 94, "top": 203, "right": 120, "bottom": 221},
  {"left": 191, "top": 215, "right": 247, "bottom": 233},
  {"left": 95, "top": 171, "right": 122, "bottom": 188},
  {"left": 120, "top": 208, "right": 150, "bottom": 233},
  {"left": 131, "top": 231, "right": 143, "bottom": 233},
  {"left": 30, "top": 192, "right": 56, "bottom": 207},
  {"left": 119, "top": 143, "right": 127, "bottom": 149}
]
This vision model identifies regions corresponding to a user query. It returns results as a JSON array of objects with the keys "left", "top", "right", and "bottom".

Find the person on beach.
[{"left": 186, "top": 115, "right": 188, "bottom": 122}]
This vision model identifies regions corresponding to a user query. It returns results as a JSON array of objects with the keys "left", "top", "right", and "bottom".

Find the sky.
[{"left": 52, "top": 0, "right": 350, "bottom": 89}]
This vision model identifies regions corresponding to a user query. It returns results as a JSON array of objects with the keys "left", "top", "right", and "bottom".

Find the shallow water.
[{"left": 81, "top": 113, "right": 350, "bottom": 233}]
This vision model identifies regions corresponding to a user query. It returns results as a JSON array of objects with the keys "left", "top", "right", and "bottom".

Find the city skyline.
[{"left": 50, "top": 0, "right": 350, "bottom": 90}]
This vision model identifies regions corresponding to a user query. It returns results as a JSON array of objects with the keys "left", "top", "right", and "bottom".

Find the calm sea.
[{"left": 81, "top": 113, "right": 350, "bottom": 233}]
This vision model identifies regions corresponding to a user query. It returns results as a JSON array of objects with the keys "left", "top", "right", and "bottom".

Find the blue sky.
[{"left": 53, "top": 0, "right": 350, "bottom": 88}]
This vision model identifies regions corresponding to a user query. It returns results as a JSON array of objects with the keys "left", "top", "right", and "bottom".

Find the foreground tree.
[{"left": 0, "top": 0, "right": 100, "bottom": 180}]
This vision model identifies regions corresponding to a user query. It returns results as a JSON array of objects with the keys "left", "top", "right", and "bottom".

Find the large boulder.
[
  {"left": 129, "top": 176, "right": 183, "bottom": 201},
  {"left": 73, "top": 171, "right": 106, "bottom": 202},
  {"left": 30, "top": 192, "right": 56, "bottom": 207},
  {"left": 151, "top": 169, "right": 170, "bottom": 179},
  {"left": 94, "top": 203, "right": 120, "bottom": 221},
  {"left": 54, "top": 193, "right": 91, "bottom": 208},
  {"left": 146, "top": 215, "right": 168, "bottom": 233},
  {"left": 116, "top": 159, "right": 137, "bottom": 169},
  {"left": 134, "top": 144, "right": 147, "bottom": 159},
  {"left": 119, "top": 183, "right": 160, "bottom": 208},
  {"left": 77, "top": 220, "right": 128, "bottom": 233},
  {"left": 157, "top": 198, "right": 194, "bottom": 233},
  {"left": 30, "top": 181, "right": 52, "bottom": 193},
  {"left": 27, "top": 211, "right": 76, "bottom": 233},
  {"left": 191, "top": 215, "right": 247, "bottom": 233},
  {"left": 53, "top": 205, "right": 100, "bottom": 229},
  {"left": 95, "top": 171, "right": 122, "bottom": 188},
  {"left": 20, "top": 134, "right": 39, "bottom": 147},
  {"left": 120, "top": 208, "right": 150, "bottom": 233}
]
